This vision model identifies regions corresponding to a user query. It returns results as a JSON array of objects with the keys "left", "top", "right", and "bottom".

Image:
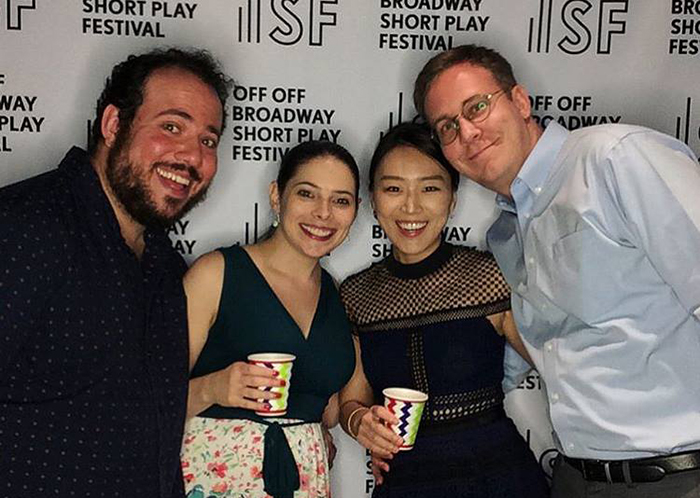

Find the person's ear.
[
  {"left": 269, "top": 181, "right": 281, "bottom": 216},
  {"left": 510, "top": 85, "right": 532, "bottom": 121},
  {"left": 101, "top": 104, "right": 121, "bottom": 148}
]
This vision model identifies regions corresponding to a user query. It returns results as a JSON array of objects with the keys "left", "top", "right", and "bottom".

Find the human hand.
[
  {"left": 355, "top": 405, "right": 403, "bottom": 459},
  {"left": 208, "top": 361, "right": 283, "bottom": 413},
  {"left": 370, "top": 453, "right": 391, "bottom": 485}
]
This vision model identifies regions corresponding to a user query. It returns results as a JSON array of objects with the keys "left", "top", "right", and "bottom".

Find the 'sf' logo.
[
  {"left": 528, "top": 0, "right": 628, "bottom": 54},
  {"left": 2, "top": 0, "right": 37, "bottom": 30},
  {"left": 237, "top": 0, "right": 339, "bottom": 46}
]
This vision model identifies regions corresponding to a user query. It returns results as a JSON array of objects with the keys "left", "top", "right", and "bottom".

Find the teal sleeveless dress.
[{"left": 181, "top": 245, "right": 355, "bottom": 498}]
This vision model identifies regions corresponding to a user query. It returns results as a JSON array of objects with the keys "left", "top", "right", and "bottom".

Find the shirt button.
[
  {"left": 567, "top": 443, "right": 575, "bottom": 451},
  {"left": 517, "top": 283, "right": 526, "bottom": 294},
  {"left": 551, "top": 393, "right": 560, "bottom": 403},
  {"left": 534, "top": 186, "right": 542, "bottom": 194},
  {"left": 528, "top": 257, "right": 535, "bottom": 266},
  {"left": 545, "top": 342, "right": 553, "bottom": 352},
  {"left": 524, "top": 213, "right": 531, "bottom": 219}
]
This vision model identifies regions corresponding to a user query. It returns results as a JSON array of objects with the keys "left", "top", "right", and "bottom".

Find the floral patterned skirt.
[{"left": 181, "top": 416, "right": 330, "bottom": 498}]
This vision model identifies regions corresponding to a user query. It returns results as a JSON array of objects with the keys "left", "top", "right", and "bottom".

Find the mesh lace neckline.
[{"left": 385, "top": 240, "right": 453, "bottom": 280}]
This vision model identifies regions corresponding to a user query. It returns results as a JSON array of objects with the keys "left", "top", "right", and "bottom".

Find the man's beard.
[{"left": 105, "top": 128, "right": 210, "bottom": 229}]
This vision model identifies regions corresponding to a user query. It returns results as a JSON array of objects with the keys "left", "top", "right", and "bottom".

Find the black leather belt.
[{"left": 563, "top": 450, "right": 700, "bottom": 484}]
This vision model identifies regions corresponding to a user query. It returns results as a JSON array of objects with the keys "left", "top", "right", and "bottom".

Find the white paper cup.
[
  {"left": 382, "top": 387, "right": 428, "bottom": 450},
  {"left": 247, "top": 353, "right": 295, "bottom": 416}
]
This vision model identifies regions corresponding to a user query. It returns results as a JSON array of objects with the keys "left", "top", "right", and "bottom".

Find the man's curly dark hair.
[{"left": 89, "top": 47, "right": 234, "bottom": 155}]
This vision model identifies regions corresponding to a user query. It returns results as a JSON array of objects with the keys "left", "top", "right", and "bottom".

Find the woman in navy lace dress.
[{"left": 338, "top": 123, "right": 548, "bottom": 497}]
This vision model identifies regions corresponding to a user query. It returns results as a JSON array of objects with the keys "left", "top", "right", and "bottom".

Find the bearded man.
[{"left": 0, "top": 48, "right": 232, "bottom": 497}]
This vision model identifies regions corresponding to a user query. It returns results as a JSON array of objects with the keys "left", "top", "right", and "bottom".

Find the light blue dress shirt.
[{"left": 490, "top": 122, "right": 700, "bottom": 460}]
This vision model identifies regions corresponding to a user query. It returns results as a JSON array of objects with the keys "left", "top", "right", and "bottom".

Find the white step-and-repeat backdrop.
[{"left": 2, "top": 1, "right": 699, "bottom": 496}]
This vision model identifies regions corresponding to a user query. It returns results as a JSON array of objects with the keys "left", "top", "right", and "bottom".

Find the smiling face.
[
  {"left": 271, "top": 155, "right": 358, "bottom": 260},
  {"left": 372, "top": 145, "right": 456, "bottom": 264},
  {"left": 424, "top": 63, "right": 539, "bottom": 198},
  {"left": 103, "top": 67, "right": 223, "bottom": 227}
]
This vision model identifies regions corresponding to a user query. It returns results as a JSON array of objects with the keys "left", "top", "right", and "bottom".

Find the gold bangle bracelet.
[{"left": 346, "top": 406, "right": 368, "bottom": 439}]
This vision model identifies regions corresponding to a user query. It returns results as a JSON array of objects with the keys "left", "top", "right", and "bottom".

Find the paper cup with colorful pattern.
[
  {"left": 382, "top": 387, "right": 428, "bottom": 450},
  {"left": 247, "top": 353, "right": 295, "bottom": 416}
]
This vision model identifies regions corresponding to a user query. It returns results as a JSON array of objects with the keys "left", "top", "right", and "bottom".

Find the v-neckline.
[{"left": 240, "top": 247, "right": 322, "bottom": 341}]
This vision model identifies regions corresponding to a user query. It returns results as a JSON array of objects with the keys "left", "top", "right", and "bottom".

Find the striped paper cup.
[
  {"left": 247, "top": 353, "right": 295, "bottom": 416},
  {"left": 382, "top": 387, "right": 428, "bottom": 450}
]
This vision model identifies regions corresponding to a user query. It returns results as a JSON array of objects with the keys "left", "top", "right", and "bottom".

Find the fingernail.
[
  {"left": 272, "top": 370, "right": 279, "bottom": 376},
  {"left": 280, "top": 379, "right": 286, "bottom": 386}
]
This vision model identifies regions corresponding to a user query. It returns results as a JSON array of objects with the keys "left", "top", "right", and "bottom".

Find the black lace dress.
[{"left": 340, "top": 242, "right": 549, "bottom": 497}]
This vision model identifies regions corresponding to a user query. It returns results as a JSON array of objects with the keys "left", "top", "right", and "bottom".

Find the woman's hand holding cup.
[
  {"left": 355, "top": 405, "right": 404, "bottom": 459},
  {"left": 247, "top": 353, "right": 295, "bottom": 416},
  {"left": 209, "top": 360, "right": 284, "bottom": 413}
]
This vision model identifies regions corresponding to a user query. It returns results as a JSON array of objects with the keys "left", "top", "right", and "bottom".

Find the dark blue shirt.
[{"left": 0, "top": 148, "right": 189, "bottom": 497}]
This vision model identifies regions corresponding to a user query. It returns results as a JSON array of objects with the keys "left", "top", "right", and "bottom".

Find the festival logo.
[
  {"left": 379, "top": 91, "right": 415, "bottom": 136},
  {"left": 236, "top": 0, "right": 339, "bottom": 46},
  {"left": 528, "top": 0, "right": 628, "bottom": 54},
  {"left": 539, "top": 447, "right": 560, "bottom": 479},
  {"left": 517, "top": 372, "right": 544, "bottom": 390},
  {"left": 675, "top": 97, "right": 693, "bottom": 144},
  {"left": 0, "top": 76, "right": 44, "bottom": 155},
  {"left": 237, "top": 201, "right": 264, "bottom": 245},
  {"left": 529, "top": 93, "right": 622, "bottom": 130},
  {"left": 370, "top": 223, "right": 472, "bottom": 260},
  {"left": 522, "top": 428, "right": 559, "bottom": 479},
  {"left": 387, "top": 91, "right": 408, "bottom": 131},
  {"left": 82, "top": 0, "right": 199, "bottom": 38},
  {"left": 669, "top": 0, "right": 700, "bottom": 55},
  {"left": 674, "top": 96, "right": 700, "bottom": 153},
  {"left": 378, "top": 0, "right": 488, "bottom": 51},
  {"left": 362, "top": 449, "right": 374, "bottom": 495},
  {"left": 1, "top": 0, "right": 37, "bottom": 30},
  {"left": 379, "top": 90, "right": 429, "bottom": 137},
  {"left": 166, "top": 219, "right": 198, "bottom": 256},
  {"left": 231, "top": 84, "right": 341, "bottom": 162}
]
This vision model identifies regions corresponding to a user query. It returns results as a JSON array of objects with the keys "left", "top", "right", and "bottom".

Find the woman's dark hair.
[
  {"left": 277, "top": 140, "right": 360, "bottom": 201},
  {"left": 413, "top": 44, "right": 517, "bottom": 119},
  {"left": 369, "top": 122, "right": 460, "bottom": 191},
  {"left": 89, "top": 47, "right": 234, "bottom": 155}
]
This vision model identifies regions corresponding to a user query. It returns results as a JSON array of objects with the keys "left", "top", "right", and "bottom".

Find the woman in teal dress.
[{"left": 181, "top": 141, "right": 359, "bottom": 498}]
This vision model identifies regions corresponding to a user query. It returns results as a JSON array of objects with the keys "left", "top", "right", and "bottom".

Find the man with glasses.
[{"left": 413, "top": 44, "right": 700, "bottom": 497}]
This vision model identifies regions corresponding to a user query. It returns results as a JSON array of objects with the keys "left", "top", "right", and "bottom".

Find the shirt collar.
[
  {"left": 60, "top": 146, "right": 124, "bottom": 241},
  {"left": 59, "top": 147, "right": 177, "bottom": 267},
  {"left": 495, "top": 121, "right": 570, "bottom": 213}
]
